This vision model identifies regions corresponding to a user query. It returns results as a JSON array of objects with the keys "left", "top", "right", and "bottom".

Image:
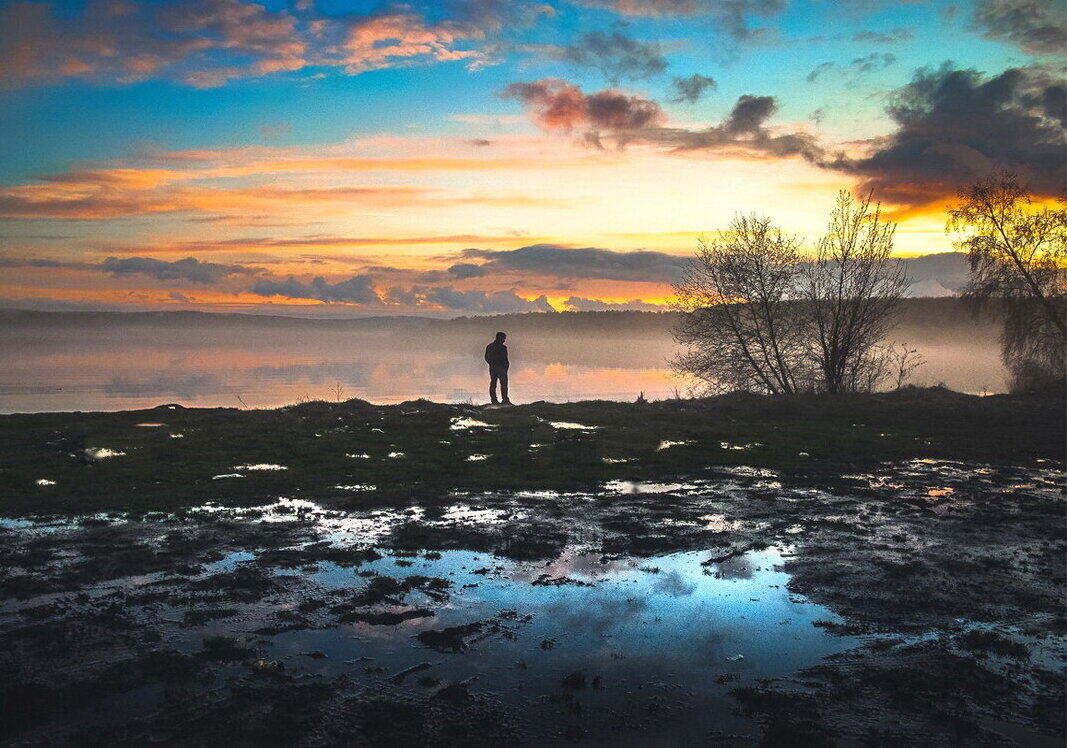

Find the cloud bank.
[{"left": 837, "top": 64, "right": 1066, "bottom": 208}]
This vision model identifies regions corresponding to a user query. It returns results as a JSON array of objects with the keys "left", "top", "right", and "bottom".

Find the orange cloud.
[
  {"left": 339, "top": 11, "right": 485, "bottom": 74},
  {"left": 0, "top": 0, "right": 305, "bottom": 89}
]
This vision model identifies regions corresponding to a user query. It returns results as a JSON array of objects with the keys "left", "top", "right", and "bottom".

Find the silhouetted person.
[{"left": 484, "top": 331, "right": 510, "bottom": 405}]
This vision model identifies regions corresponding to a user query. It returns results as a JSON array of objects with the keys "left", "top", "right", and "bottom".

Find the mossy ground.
[{"left": 1, "top": 386, "right": 1061, "bottom": 516}]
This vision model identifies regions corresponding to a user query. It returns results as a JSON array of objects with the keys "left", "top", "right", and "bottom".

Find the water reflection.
[
  {"left": 0, "top": 314, "right": 1006, "bottom": 413},
  {"left": 257, "top": 545, "right": 859, "bottom": 742}
]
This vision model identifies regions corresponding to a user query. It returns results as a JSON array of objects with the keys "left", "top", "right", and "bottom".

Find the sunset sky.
[{"left": 0, "top": 0, "right": 1063, "bottom": 315}]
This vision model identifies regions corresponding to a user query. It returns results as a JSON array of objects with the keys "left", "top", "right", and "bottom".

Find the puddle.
[
  {"left": 604, "top": 480, "right": 686, "bottom": 494},
  {"left": 656, "top": 440, "right": 693, "bottom": 451},
  {"left": 720, "top": 442, "right": 761, "bottom": 451},
  {"left": 234, "top": 463, "right": 287, "bottom": 471},
  {"left": 258, "top": 546, "right": 859, "bottom": 742},
  {"left": 84, "top": 447, "right": 126, "bottom": 459},
  {"left": 698, "top": 514, "right": 742, "bottom": 532},
  {"left": 2, "top": 458, "right": 1062, "bottom": 745},
  {"left": 548, "top": 421, "right": 598, "bottom": 430},
  {"left": 466, "top": 454, "right": 489, "bottom": 462},
  {"left": 450, "top": 417, "right": 495, "bottom": 430}
]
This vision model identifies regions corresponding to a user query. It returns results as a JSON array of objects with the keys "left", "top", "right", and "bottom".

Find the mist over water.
[{"left": 0, "top": 302, "right": 1005, "bottom": 413}]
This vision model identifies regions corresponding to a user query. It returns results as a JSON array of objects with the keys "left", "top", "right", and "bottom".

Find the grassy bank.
[{"left": 1, "top": 386, "right": 1061, "bottom": 515}]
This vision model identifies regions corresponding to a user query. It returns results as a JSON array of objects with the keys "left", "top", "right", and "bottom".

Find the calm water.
[
  {"left": 0, "top": 313, "right": 1006, "bottom": 413},
  {"left": 0, "top": 497, "right": 862, "bottom": 745}
]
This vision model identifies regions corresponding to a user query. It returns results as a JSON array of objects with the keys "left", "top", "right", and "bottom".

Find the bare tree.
[
  {"left": 947, "top": 170, "right": 1066, "bottom": 390},
  {"left": 802, "top": 191, "right": 909, "bottom": 393},
  {"left": 883, "top": 342, "right": 926, "bottom": 390},
  {"left": 672, "top": 214, "right": 809, "bottom": 394}
]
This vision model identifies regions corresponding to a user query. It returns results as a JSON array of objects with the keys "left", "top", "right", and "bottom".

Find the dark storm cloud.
[
  {"left": 555, "top": 30, "right": 668, "bottom": 84},
  {"left": 250, "top": 274, "right": 379, "bottom": 303},
  {"left": 836, "top": 64, "right": 1067, "bottom": 208},
  {"left": 100, "top": 256, "right": 257, "bottom": 283},
  {"left": 972, "top": 0, "right": 1066, "bottom": 55},
  {"left": 460, "top": 244, "right": 687, "bottom": 283},
  {"left": 670, "top": 73, "right": 717, "bottom": 102}
]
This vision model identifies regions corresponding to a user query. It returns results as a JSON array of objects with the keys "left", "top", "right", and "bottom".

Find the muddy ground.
[{"left": 0, "top": 389, "right": 1063, "bottom": 747}]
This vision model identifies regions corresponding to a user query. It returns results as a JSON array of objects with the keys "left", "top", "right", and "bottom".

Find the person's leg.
[
  {"left": 489, "top": 370, "right": 499, "bottom": 403},
  {"left": 500, "top": 370, "right": 510, "bottom": 403}
]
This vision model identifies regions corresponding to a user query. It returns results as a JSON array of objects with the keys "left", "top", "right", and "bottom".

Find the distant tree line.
[{"left": 672, "top": 173, "right": 1066, "bottom": 395}]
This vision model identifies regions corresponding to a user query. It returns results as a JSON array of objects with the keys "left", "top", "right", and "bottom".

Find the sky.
[{"left": 0, "top": 0, "right": 1063, "bottom": 316}]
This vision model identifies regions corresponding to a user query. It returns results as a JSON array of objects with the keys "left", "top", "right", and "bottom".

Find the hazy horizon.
[{"left": 0, "top": 300, "right": 1006, "bottom": 413}]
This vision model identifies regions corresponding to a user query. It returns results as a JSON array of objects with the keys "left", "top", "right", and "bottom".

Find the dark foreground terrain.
[{"left": 0, "top": 389, "right": 1063, "bottom": 747}]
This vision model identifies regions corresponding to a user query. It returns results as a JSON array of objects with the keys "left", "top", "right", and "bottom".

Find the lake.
[{"left": 0, "top": 307, "right": 1007, "bottom": 413}]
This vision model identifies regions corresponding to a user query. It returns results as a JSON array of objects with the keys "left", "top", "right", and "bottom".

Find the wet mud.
[
  {"left": 0, "top": 459, "right": 1062, "bottom": 746},
  {"left": 0, "top": 391, "right": 1064, "bottom": 746}
]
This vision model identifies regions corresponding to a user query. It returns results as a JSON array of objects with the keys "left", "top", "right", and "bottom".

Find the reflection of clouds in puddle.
[
  {"left": 656, "top": 440, "right": 692, "bottom": 451},
  {"left": 84, "top": 447, "right": 126, "bottom": 459},
  {"left": 721, "top": 466, "right": 777, "bottom": 478},
  {"left": 604, "top": 480, "right": 686, "bottom": 494},
  {"left": 706, "top": 556, "right": 757, "bottom": 580},
  {"left": 926, "top": 488, "right": 954, "bottom": 498},
  {"left": 234, "top": 463, "right": 287, "bottom": 471},
  {"left": 846, "top": 460, "right": 1064, "bottom": 507},
  {"left": 513, "top": 550, "right": 627, "bottom": 584},
  {"left": 436, "top": 504, "right": 514, "bottom": 525},
  {"left": 653, "top": 570, "right": 696, "bottom": 597},
  {"left": 542, "top": 595, "right": 647, "bottom": 635},
  {"left": 549, "top": 421, "right": 598, "bottom": 430},
  {"left": 697, "top": 514, "right": 741, "bottom": 533},
  {"left": 450, "top": 417, "right": 495, "bottom": 430},
  {"left": 3, "top": 507, "right": 860, "bottom": 727}
]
